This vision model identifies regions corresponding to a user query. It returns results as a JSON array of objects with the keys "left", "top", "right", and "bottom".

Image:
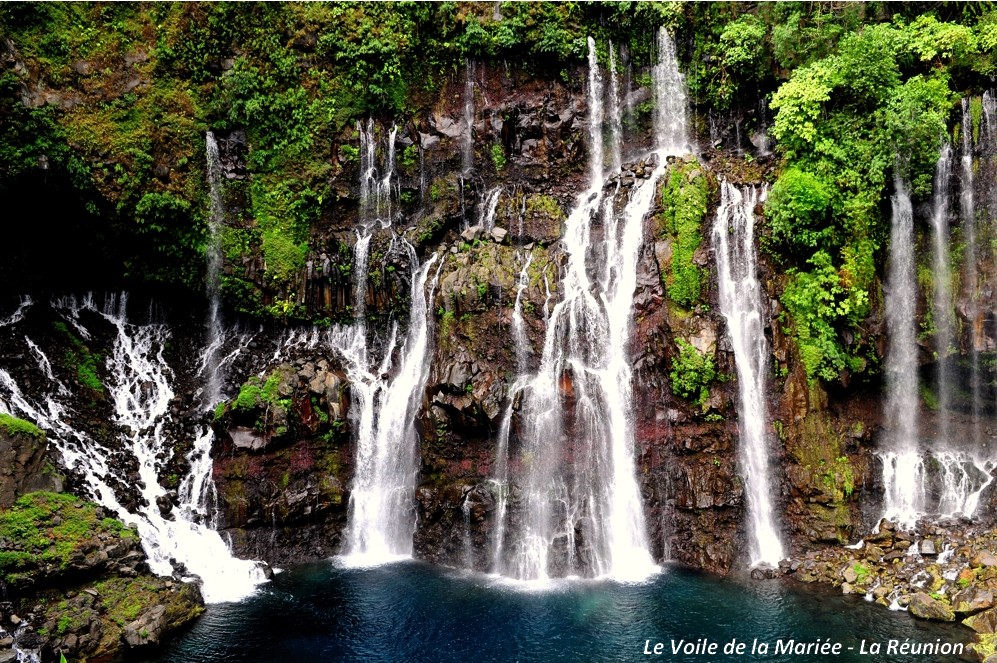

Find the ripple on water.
[{"left": 141, "top": 560, "right": 972, "bottom": 663}]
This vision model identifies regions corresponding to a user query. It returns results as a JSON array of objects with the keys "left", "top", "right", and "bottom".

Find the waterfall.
[
  {"left": 607, "top": 42, "right": 623, "bottom": 174},
  {"left": 881, "top": 177, "right": 922, "bottom": 528},
  {"left": 463, "top": 60, "right": 475, "bottom": 176},
  {"left": 202, "top": 132, "right": 226, "bottom": 407},
  {"left": 494, "top": 27, "right": 684, "bottom": 581},
  {"left": 359, "top": 120, "right": 398, "bottom": 227},
  {"left": 479, "top": 187, "right": 502, "bottom": 232},
  {"left": 355, "top": 121, "right": 400, "bottom": 320},
  {"left": 961, "top": 99, "right": 982, "bottom": 443},
  {"left": 929, "top": 143, "right": 954, "bottom": 441},
  {"left": 653, "top": 26, "right": 689, "bottom": 152},
  {"left": 0, "top": 295, "right": 268, "bottom": 603},
  {"left": 490, "top": 252, "right": 534, "bottom": 571},
  {"left": 0, "top": 295, "right": 32, "bottom": 328},
  {"left": 712, "top": 182, "right": 784, "bottom": 567},
  {"left": 353, "top": 231, "right": 372, "bottom": 323},
  {"left": 344, "top": 248, "right": 441, "bottom": 562}
]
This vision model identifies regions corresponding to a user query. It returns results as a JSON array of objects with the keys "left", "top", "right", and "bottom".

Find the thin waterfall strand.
[
  {"left": 881, "top": 177, "right": 921, "bottom": 528},
  {"left": 712, "top": 182, "right": 784, "bottom": 566},
  {"left": 929, "top": 143, "right": 954, "bottom": 442}
]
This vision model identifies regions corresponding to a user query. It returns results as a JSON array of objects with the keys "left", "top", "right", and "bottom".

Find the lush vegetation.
[
  {"left": 761, "top": 7, "right": 992, "bottom": 382},
  {"left": 1, "top": 3, "right": 995, "bottom": 378},
  {"left": 658, "top": 158, "right": 709, "bottom": 308},
  {"left": 217, "top": 366, "right": 296, "bottom": 437}
]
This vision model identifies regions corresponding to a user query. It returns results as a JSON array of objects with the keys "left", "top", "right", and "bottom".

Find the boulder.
[
  {"left": 123, "top": 604, "right": 168, "bottom": 647},
  {"left": 973, "top": 551, "right": 997, "bottom": 568},
  {"left": 952, "top": 587, "right": 994, "bottom": 615},
  {"left": 864, "top": 544, "right": 884, "bottom": 562},
  {"left": 229, "top": 427, "right": 268, "bottom": 451},
  {"left": 965, "top": 607, "right": 997, "bottom": 633},
  {"left": 461, "top": 225, "right": 484, "bottom": 242},
  {"left": 908, "top": 592, "right": 955, "bottom": 622}
]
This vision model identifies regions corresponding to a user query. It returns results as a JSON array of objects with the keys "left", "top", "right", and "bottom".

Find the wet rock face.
[
  {"left": 211, "top": 359, "right": 353, "bottom": 565},
  {"left": 0, "top": 427, "right": 62, "bottom": 508}
]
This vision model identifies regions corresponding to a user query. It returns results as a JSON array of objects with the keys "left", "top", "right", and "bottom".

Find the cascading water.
[
  {"left": 359, "top": 120, "right": 398, "bottom": 228},
  {"left": 479, "top": 187, "right": 502, "bottom": 232},
  {"left": 929, "top": 143, "right": 954, "bottom": 441},
  {"left": 961, "top": 99, "right": 982, "bottom": 442},
  {"left": 490, "top": 252, "right": 534, "bottom": 571},
  {"left": 880, "top": 177, "right": 922, "bottom": 529},
  {"left": 607, "top": 42, "right": 623, "bottom": 175},
  {"left": 463, "top": 60, "right": 475, "bottom": 176},
  {"left": 343, "top": 248, "right": 441, "bottom": 561},
  {"left": 493, "top": 27, "right": 686, "bottom": 581},
  {"left": 0, "top": 294, "right": 268, "bottom": 603},
  {"left": 712, "top": 182, "right": 784, "bottom": 567},
  {"left": 0, "top": 295, "right": 32, "bottom": 328},
  {"left": 341, "top": 114, "right": 446, "bottom": 562},
  {"left": 355, "top": 120, "right": 399, "bottom": 319},
  {"left": 202, "top": 132, "right": 226, "bottom": 407},
  {"left": 877, "top": 135, "right": 997, "bottom": 528}
]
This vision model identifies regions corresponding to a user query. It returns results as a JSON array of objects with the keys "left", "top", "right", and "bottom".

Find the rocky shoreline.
[{"left": 780, "top": 519, "right": 997, "bottom": 661}]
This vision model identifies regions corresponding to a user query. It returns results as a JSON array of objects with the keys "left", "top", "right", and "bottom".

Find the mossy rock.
[
  {"left": 0, "top": 491, "right": 139, "bottom": 588},
  {"left": 657, "top": 158, "right": 710, "bottom": 308}
]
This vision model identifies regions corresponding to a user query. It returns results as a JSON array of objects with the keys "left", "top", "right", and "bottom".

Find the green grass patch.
[{"left": 0, "top": 413, "right": 43, "bottom": 439}]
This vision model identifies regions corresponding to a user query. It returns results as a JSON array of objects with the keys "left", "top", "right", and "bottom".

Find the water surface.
[{"left": 144, "top": 560, "right": 971, "bottom": 662}]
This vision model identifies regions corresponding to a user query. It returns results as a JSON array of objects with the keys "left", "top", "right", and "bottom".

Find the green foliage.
[
  {"left": 904, "top": 14, "right": 977, "bottom": 66},
  {"left": 765, "top": 168, "right": 834, "bottom": 252},
  {"left": 1, "top": 1, "right": 993, "bottom": 331},
  {"left": 132, "top": 191, "right": 205, "bottom": 286},
  {"left": 490, "top": 143, "right": 507, "bottom": 172},
  {"left": 771, "top": 5, "right": 859, "bottom": 70},
  {"left": 781, "top": 251, "right": 868, "bottom": 382},
  {"left": 398, "top": 144, "right": 418, "bottom": 171},
  {"left": 852, "top": 562, "right": 870, "bottom": 585},
  {"left": 439, "top": 308, "right": 456, "bottom": 342},
  {"left": 669, "top": 339, "right": 717, "bottom": 409},
  {"left": 658, "top": 161, "right": 708, "bottom": 307},
  {"left": 231, "top": 369, "right": 293, "bottom": 435},
  {"left": 0, "top": 413, "right": 43, "bottom": 439},
  {"left": 711, "top": 14, "right": 767, "bottom": 109},
  {"left": 234, "top": 381, "right": 264, "bottom": 411},
  {"left": 884, "top": 75, "right": 951, "bottom": 197},
  {"left": 768, "top": 14, "right": 964, "bottom": 383},
  {"left": 261, "top": 230, "right": 308, "bottom": 288}
]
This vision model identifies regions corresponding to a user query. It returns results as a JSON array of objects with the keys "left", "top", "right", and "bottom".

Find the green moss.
[
  {"left": 658, "top": 160, "right": 708, "bottom": 308},
  {"left": 525, "top": 194, "right": 564, "bottom": 221},
  {"left": 439, "top": 308, "right": 456, "bottom": 343},
  {"left": 0, "top": 413, "right": 43, "bottom": 439},
  {"left": 231, "top": 367, "right": 294, "bottom": 433},
  {"left": 0, "top": 492, "right": 137, "bottom": 579}
]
